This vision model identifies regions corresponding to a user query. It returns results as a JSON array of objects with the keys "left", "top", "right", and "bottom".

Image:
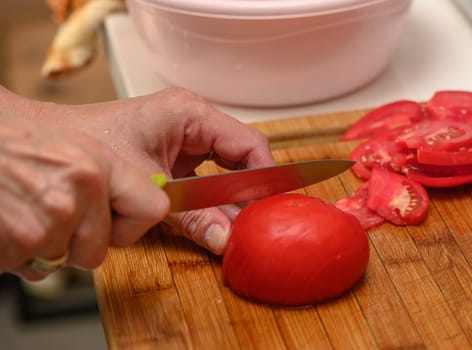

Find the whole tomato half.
[{"left": 222, "top": 193, "right": 370, "bottom": 306}]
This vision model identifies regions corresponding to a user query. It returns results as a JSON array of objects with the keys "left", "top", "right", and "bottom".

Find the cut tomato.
[
  {"left": 405, "top": 159, "right": 472, "bottom": 187},
  {"left": 349, "top": 143, "right": 374, "bottom": 180},
  {"left": 426, "top": 90, "right": 472, "bottom": 123},
  {"left": 341, "top": 100, "right": 423, "bottom": 141},
  {"left": 367, "top": 167, "right": 429, "bottom": 225},
  {"left": 417, "top": 145, "right": 472, "bottom": 166},
  {"left": 335, "top": 182, "right": 385, "bottom": 230},
  {"left": 341, "top": 92, "right": 472, "bottom": 224},
  {"left": 349, "top": 129, "right": 414, "bottom": 179},
  {"left": 222, "top": 193, "right": 369, "bottom": 306},
  {"left": 406, "top": 169, "right": 472, "bottom": 188},
  {"left": 395, "top": 120, "right": 472, "bottom": 151}
]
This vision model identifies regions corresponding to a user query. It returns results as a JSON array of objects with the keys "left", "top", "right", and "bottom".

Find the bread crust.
[{"left": 42, "top": 0, "right": 126, "bottom": 79}]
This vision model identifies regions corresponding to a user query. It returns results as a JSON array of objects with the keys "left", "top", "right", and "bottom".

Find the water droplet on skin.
[{"left": 104, "top": 128, "right": 111, "bottom": 134}]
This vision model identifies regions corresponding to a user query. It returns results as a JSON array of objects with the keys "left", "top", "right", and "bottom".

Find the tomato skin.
[
  {"left": 417, "top": 146, "right": 472, "bottom": 166},
  {"left": 405, "top": 159, "right": 472, "bottom": 187},
  {"left": 426, "top": 90, "right": 472, "bottom": 123},
  {"left": 341, "top": 91, "right": 472, "bottom": 229},
  {"left": 341, "top": 100, "right": 423, "bottom": 141},
  {"left": 406, "top": 169, "right": 472, "bottom": 188},
  {"left": 367, "top": 168, "right": 429, "bottom": 225},
  {"left": 222, "top": 193, "right": 369, "bottom": 306}
]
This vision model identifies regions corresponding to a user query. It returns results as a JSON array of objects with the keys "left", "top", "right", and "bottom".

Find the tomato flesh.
[
  {"left": 426, "top": 90, "right": 472, "bottom": 123},
  {"left": 339, "top": 90, "right": 472, "bottom": 229},
  {"left": 417, "top": 145, "right": 472, "bottom": 166},
  {"left": 367, "top": 168, "right": 429, "bottom": 225},
  {"left": 349, "top": 130, "right": 414, "bottom": 179},
  {"left": 406, "top": 170, "right": 472, "bottom": 188},
  {"left": 335, "top": 182, "right": 385, "bottom": 230},
  {"left": 222, "top": 193, "right": 369, "bottom": 306},
  {"left": 349, "top": 143, "right": 374, "bottom": 180},
  {"left": 395, "top": 120, "right": 472, "bottom": 151},
  {"left": 341, "top": 100, "right": 423, "bottom": 141},
  {"left": 405, "top": 159, "right": 472, "bottom": 187}
]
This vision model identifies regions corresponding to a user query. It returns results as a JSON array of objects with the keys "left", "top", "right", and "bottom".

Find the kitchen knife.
[{"left": 152, "top": 159, "right": 354, "bottom": 212}]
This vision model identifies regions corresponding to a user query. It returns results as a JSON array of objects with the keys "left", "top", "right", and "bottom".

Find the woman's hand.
[
  {"left": 0, "top": 107, "right": 170, "bottom": 280},
  {"left": 36, "top": 88, "right": 275, "bottom": 254}
]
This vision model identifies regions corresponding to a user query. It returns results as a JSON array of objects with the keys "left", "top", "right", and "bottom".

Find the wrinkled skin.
[{"left": 0, "top": 86, "right": 274, "bottom": 280}]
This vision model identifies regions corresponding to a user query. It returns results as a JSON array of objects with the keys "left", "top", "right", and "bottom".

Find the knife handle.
[{"left": 150, "top": 173, "right": 168, "bottom": 188}]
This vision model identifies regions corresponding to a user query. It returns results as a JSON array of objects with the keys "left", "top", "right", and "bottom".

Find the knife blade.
[{"left": 154, "top": 159, "right": 354, "bottom": 212}]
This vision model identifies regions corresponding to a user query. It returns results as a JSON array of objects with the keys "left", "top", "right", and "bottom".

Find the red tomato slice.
[
  {"left": 341, "top": 100, "right": 423, "bottom": 141},
  {"left": 335, "top": 182, "right": 385, "bottom": 230},
  {"left": 367, "top": 167, "right": 429, "bottom": 225},
  {"left": 349, "top": 130, "right": 414, "bottom": 179},
  {"left": 426, "top": 90, "right": 472, "bottom": 123},
  {"left": 405, "top": 159, "right": 472, "bottom": 187},
  {"left": 395, "top": 120, "right": 472, "bottom": 151},
  {"left": 222, "top": 193, "right": 369, "bottom": 306},
  {"left": 417, "top": 145, "right": 472, "bottom": 166},
  {"left": 349, "top": 143, "right": 374, "bottom": 180},
  {"left": 406, "top": 169, "right": 472, "bottom": 188}
]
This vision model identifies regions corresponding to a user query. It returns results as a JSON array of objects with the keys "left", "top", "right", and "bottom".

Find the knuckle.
[
  {"left": 166, "top": 87, "right": 202, "bottom": 102},
  {"left": 68, "top": 227, "right": 111, "bottom": 270},
  {"left": 256, "top": 130, "right": 271, "bottom": 146},
  {"left": 73, "top": 248, "right": 108, "bottom": 270},
  {"left": 142, "top": 202, "right": 170, "bottom": 227},
  {"left": 173, "top": 210, "right": 212, "bottom": 243},
  {"left": 68, "top": 159, "right": 106, "bottom": 197},
  {"left": 246, "top": 125, "right": 269, "bottom": 145},
  {"left": 163, "top": 88, "right": 210, "bottom": 114},
  {"left": 37, "top": 188, "right": 77, "bottom": 218}
]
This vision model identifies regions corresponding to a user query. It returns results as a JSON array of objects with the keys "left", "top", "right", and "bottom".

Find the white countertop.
[{"left": 103, "top": 0, "right": 472, "bottom": 123}]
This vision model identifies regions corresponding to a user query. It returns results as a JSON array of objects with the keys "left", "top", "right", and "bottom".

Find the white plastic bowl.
[{"left": 126, "top": 0, "right": 412, "bottom": 107}]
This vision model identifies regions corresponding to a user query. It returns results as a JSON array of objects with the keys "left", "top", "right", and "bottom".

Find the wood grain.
[{"left": 94, "top": 111, "right": 472, "bottom": 350}]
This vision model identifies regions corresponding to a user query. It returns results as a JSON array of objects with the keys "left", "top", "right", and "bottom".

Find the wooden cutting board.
[{"left": 94, "top": 109, "right": 472, "bottom": 350}]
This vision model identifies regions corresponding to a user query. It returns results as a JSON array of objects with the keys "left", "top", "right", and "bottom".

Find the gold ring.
[{"left": 29, "top": 251, "right": 69, "bottom": 274}]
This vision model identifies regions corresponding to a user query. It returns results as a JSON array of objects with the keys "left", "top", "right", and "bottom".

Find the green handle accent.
[{"left": 150, "top": 173, "right": 168, "bottom": 188}]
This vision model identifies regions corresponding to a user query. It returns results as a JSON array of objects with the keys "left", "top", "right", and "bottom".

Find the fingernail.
[
  {"left": 218, "top": 204, "right": 241, "bottom": 221},
  {"left": 205, "top": 224, "right": 230, "bottom": 254},
  {"left": 150, "top": 173, "right": 167, "bottom": 188}
]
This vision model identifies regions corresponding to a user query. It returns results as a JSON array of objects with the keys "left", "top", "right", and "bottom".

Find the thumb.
[
  {"left": 166, "top": 206, "right": 235, "bottom": 255},
  {"left": 108, "top": 159, "right": 171, "bottom": 247}
]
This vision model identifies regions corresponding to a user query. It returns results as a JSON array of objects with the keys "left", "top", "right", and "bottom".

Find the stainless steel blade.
[{"left": 162, "top": 159, "right": 354, "bottom": 212}]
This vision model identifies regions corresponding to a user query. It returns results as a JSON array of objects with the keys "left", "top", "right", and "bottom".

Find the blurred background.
[{"left": 0, "top": 1, "right": 117, "bottom": 348}]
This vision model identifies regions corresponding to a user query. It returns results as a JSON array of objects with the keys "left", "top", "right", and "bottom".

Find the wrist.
[{"left": 0, "top": 85, "right": 47, "bottom": 121}]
